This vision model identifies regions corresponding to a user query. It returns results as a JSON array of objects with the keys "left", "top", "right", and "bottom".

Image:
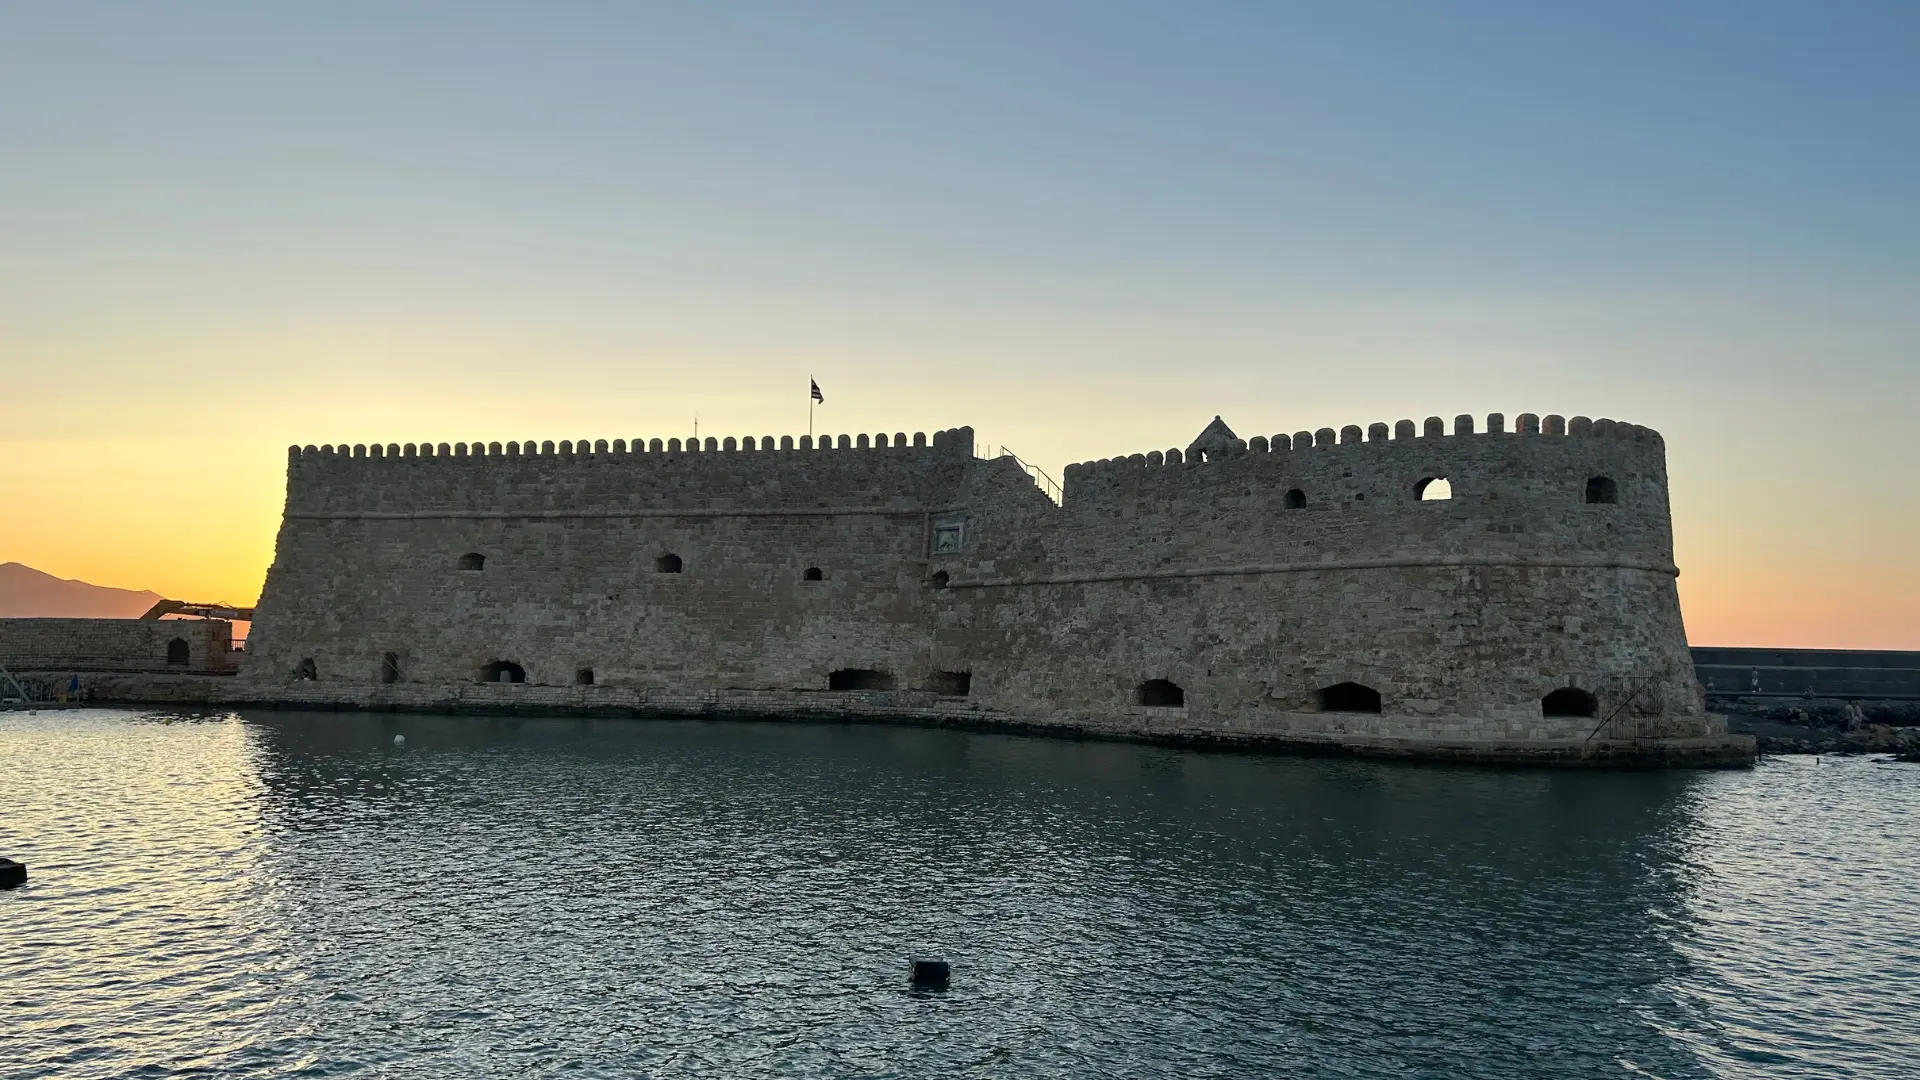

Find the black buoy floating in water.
[
  {"left": 909, "top": 957, "right": 950, "bottom": 988},
  {"left": 0, "top": 858, "right": 25, "bottom": 889}
]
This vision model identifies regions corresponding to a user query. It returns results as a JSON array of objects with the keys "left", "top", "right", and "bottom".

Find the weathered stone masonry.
[
  {"left": 236, "top": 417, "right": 1754, "bottom": 766},
  {"left": 0, "top": 618, "right": 235, "bottom": 676}
]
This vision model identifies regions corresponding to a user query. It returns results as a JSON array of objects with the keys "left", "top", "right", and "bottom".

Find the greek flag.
[{"left": 810, "top": 379, "right": 824, "bottom": 403}]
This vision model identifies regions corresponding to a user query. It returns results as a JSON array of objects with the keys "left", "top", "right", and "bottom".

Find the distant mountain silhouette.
[{"left": 0, "top": 562, "right": 164, "bottom": 618}]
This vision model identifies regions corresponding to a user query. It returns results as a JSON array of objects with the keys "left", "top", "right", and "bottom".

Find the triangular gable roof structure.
[{"left": 1186, "top": 416, "right": 1239, "bottom": 461}]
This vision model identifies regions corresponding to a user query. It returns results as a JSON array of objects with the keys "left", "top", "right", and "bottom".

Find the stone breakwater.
[
  {"left": 1716, "top": 698, "right": 1920, "bottom": 757},
  {"left": 129, "top": 411, "right": 1759, "bottom": 766}
]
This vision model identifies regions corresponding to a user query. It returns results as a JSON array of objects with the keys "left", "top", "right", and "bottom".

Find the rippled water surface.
[{"left": 3, "top": 710, "right": 1918, "bottom": 1078}]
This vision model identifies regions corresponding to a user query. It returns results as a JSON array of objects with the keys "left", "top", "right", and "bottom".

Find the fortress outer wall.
[{"left": 234, "top": 418, "right": 1752, "bottom": 766}]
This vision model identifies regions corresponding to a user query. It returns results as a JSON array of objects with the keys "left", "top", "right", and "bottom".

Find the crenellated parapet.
[
  {"left": 1064, "top": 412, "right": 1659, "bottom": 477},
  {"left": 1040, "top": 411, "right": 1677, "bottom": 578},
  {"left": 288, "top": 426, "right": 975, "bottom": 461},
  {"left": 1062, "top": 413, "right": 1666, "bottom": 512},
  {"left": 281, "top": 427, "right": 979, "bottom": 517}
]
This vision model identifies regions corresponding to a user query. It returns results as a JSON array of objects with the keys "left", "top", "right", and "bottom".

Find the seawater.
[{"left": 3, "top": 710, "right": 1917, "bottom": 1079}]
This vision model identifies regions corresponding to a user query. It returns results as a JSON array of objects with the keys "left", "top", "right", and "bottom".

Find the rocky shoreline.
[{"left": 1714, "top": 697, "right": 1920, "bottom": 758}]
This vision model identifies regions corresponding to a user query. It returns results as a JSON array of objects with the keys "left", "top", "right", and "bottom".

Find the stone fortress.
[{"left": 233, "top": 410, "right": 1754, "bottom": 766}]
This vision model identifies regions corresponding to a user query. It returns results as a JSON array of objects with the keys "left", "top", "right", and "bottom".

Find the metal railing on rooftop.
[{"left": 978, "top": 443, "right": 1063, "bottom": 505}]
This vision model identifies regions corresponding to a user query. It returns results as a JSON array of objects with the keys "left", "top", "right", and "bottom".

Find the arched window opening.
[
  {"left": 928, "top": 571, "right": 950, "bottom": 590},
  {"left": 803, "top": 567, "right": 824, "bottom": 582},
  {"left": 1543, "top": 687, "right": 1597, "bottom": 718},
  {"left": 1136, "top": 679, "right": 1185, "bottom": 707},
  {"left": 1585, "top": 476, "right": 1618, "bottom": 504},
  {"left": 829, "top": 668, "right": 895, "bottom": 691},
  {"left": 656, "top": 553, "right": 683, "bottom": 574},
  {"left": 165, "top": 637, "right": 190, "bottom": 666},
  {"left": 1283, "top": 488, "right": 1307, "bottom": 510},
  {"left": 293, "top": 657, "right": 317, "bottom": 681},
  {"left": 380, "top": 652, "right": 400, "bottom": 684},
  {"left": 1416, "top": 477, "right": 1452, "bottom": 501},
  {"left": 457, "top": 552, "right": 486, "bottom": 571},
  {"left": 482, "top": 660, "right": 526, "bottom": 684},
  {"left": 575, "top": 667, "right": 595, "bottom": 686},
  {"left": 1317, "top": 682, "right": 1382, "bottom": 713},
  {"left": 927, "top": 671, "right": 971, "bottom": 696}
]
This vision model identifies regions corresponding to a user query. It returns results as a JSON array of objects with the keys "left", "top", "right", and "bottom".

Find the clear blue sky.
[{"left": 2, "top": 2, "right": 1917, "bottom": 646}]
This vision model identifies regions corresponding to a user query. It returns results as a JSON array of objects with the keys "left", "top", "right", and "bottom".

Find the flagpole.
[{"left": 808, "top": 374, "right": 814, "bottom": 438}]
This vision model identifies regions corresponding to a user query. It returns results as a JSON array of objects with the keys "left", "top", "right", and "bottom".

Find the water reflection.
[
  {"left": 232, "top": 712, "right": 1710, "bottom": 1078},
  {"left": 8, "top": 710, "right": 1914, "bottom": 1078}
]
